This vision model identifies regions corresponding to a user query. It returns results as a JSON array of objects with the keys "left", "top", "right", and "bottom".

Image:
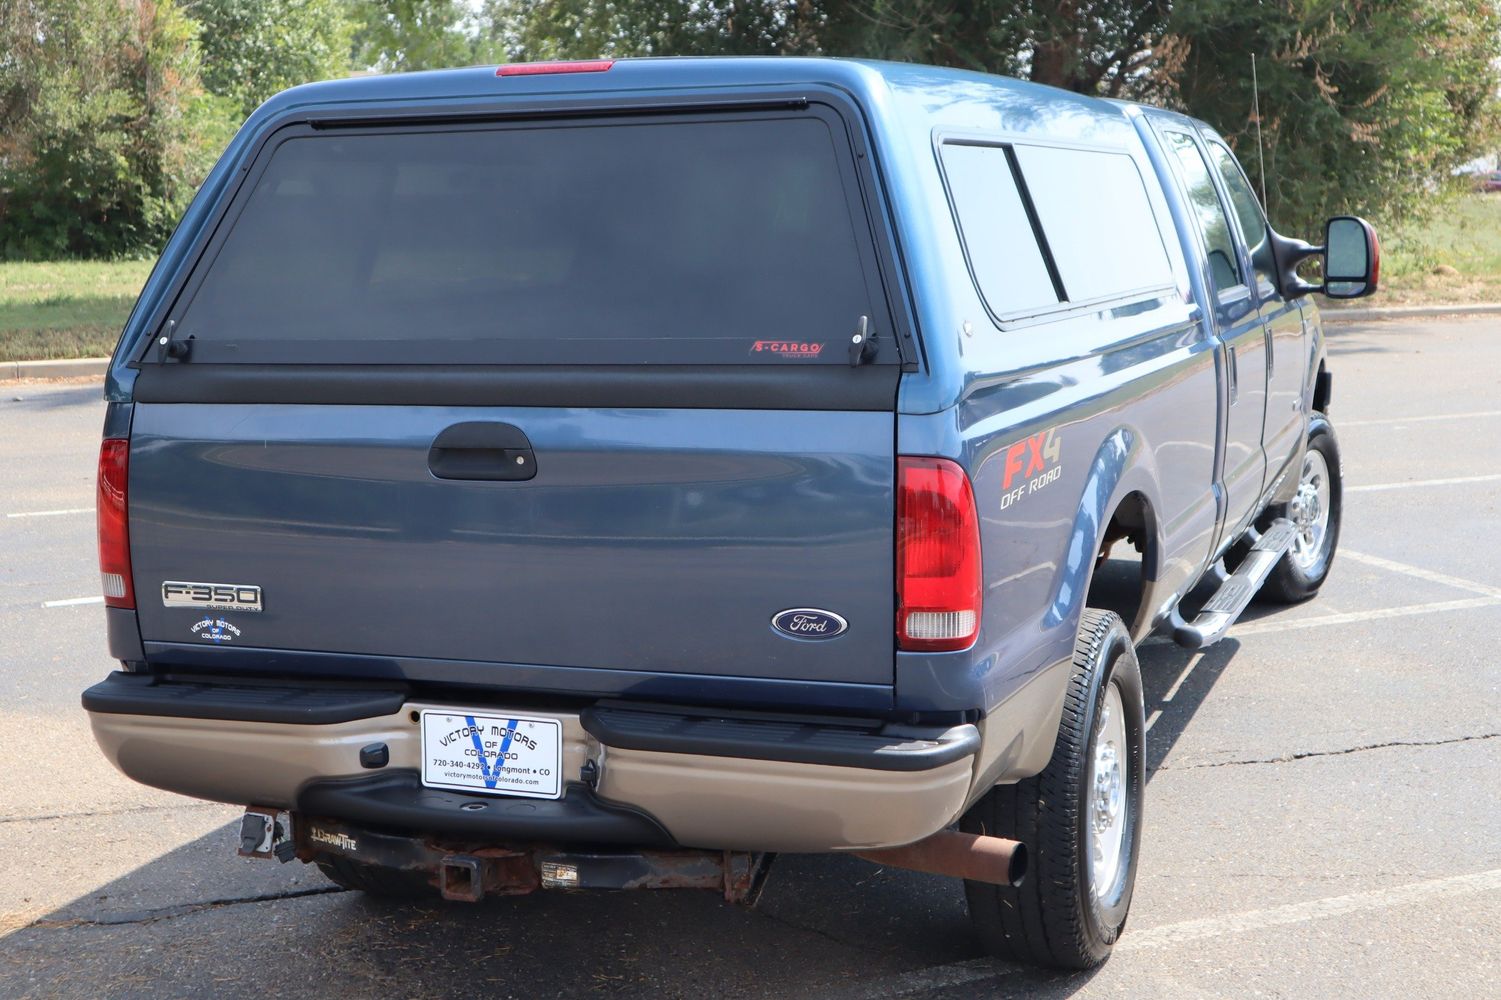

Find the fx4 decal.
[{"left": 1000, "top": 428, "right": 1063, "bottom": 509}]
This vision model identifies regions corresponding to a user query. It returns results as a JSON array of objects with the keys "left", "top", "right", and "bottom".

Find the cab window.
[
  {"left": 1207, "top": 141, "right": 1277, "bottom": 286},
  {"left": 1163, "top": 130, "right": 1244, "bottom": 299}
]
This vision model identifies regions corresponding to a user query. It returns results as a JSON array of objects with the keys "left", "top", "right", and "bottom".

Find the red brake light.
[
  {"left": 897, "top": 457, "right": 982, "bottom": 652},
  {"left": 497, "top": 60, "right": 614, "bottom": 77},
  {"left": 98, "top": 438, "right": 134, "bottom": 609}
]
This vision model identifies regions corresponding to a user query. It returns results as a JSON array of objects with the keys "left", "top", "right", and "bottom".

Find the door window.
[
  {"left": 1163, "top": 130, "right": 1245, "bottom": 301},
  {"left": 1207, "top": 141, "right": 1277, "bottom": 284}
]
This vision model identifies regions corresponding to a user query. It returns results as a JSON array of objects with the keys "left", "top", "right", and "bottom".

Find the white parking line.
[
  {"left": 41, "top": 595, "right": 104, "bottom": 608},
  {"left": 1160, "top": 652, "right": 1203, "bottom": 702},
  {"left": 837, "top": 868, "right": 1501, "bottom": 997},
  {"left": 1230, "top": 597, "right": 1501, "bottom": 637},
  {"left": 5, "top": 507, "right": 91, "bottom": 519},
  {"left": 1347, "top": 472, "right": 1501, "bottom": 493},
  {"left": 1122, "top": 867, "right": 1501, "bottom": 949},
  {"left": 1340, "top": 409, "right": 1501, "bottom": 428},
  {"left": 1341, "top": 549, "right": 1501, "bottom": 599}
]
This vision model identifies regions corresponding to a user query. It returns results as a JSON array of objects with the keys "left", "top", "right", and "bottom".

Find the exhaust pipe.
[{"left": 856, "top": 830, "right": 1027, "bottom": 887}]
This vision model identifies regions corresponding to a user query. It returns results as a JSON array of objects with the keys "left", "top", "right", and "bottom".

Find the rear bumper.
[{"left": 84, "top": 674, "right": 979, "bottom": 852}]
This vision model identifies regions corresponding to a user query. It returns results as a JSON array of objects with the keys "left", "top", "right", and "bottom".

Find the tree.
[
  {"left": 1168, "top": 0, "right": 1501, "bottom": 233},
  {"left": 488, "top": 0, "right": 813, "bottom": 60},
  {"left": 491, "top": 1, "right": 1170, "bottom": 96},
  {"left": 815, "top": 2, "right": 1170, "bottom": 97},
  {"left": 0, "top": 0, "right": 235, "bottom": 259},
  {"left": 189, "top": 0, "right": 353, "bottom": 117},
  {"left": 351, "top": 0, "right": 494, "bottom": 71}
]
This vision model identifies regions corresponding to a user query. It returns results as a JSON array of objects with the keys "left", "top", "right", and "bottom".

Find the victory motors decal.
[
  {"left": 191, "top": 617, "right": 242, "bottom": 642},
  {"left": 1000, "top": 427, "right": 1063, "bottom": 509}
]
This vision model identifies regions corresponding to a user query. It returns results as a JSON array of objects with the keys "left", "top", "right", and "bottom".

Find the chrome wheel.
[
  {"left": 1088, "top": 682, "right": 1128, "bottom": 904},
  {"left": 1287, "top": 449, "right": 1332, "bottom": 572}
]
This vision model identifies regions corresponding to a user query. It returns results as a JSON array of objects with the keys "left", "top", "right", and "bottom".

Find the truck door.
[
  {"left": 1203, "top": 136, "right": 1307, "bottom": 484},
  {"left": 1157, "top": 126, "right": 1269, "bottom": 538}
]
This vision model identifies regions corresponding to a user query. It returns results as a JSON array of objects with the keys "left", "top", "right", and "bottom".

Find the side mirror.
[
  {"left": 1321, "top": 216, "right": 1380, "bottom": 299},
  {"left": 1267, "top": 215, "right": 1381, "bottom": 301}
]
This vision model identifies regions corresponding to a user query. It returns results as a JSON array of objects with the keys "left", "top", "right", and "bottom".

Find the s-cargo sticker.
[
  {"left": 1000, "top": 428, "right": 1063, "bottom": 510},
  {"left": 162, "top": 581, "right": 262, "bottom": 612},
  {"left": 751, "top": 340, "right": 825, "bottom": 358},
  {"left": 191, "top": 617, "right": 241, "bottom": 643}
]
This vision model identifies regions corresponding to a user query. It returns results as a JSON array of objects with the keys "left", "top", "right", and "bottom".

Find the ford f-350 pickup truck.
[{"left": 83, "top": 57, "right": 1378, "bottom": 969}]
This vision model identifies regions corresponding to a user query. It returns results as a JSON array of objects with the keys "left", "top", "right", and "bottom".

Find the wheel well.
[{"left": 1084, "top": 492, "right": 1156, "bottom": 637}]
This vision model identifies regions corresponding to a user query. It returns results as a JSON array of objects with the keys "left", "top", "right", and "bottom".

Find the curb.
[
  {"left": 1323, "top": 303, "right": 1501, "bottom": 323},
  {"left": 1, "top": 357, "right": 110, "bottom": 381}
]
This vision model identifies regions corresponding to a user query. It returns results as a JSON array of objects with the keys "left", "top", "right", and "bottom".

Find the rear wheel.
[
  {"left": 315, "top": 855, "right": 432, "bottom": 898},
  {"left": 961, "top": 609, "right": 1145, "bottom": 969},
  {"left": 1259, "top": 413, "right": 1342, "bottom": 604}
]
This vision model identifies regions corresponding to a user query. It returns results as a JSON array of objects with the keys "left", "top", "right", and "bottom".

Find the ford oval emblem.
[{"left": 771, "top": 608, "right": 848, "bottom": 640}]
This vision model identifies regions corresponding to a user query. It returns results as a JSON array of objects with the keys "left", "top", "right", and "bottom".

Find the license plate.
[{"left": 420, "top": 711, "right": 563, "bottom": 799}]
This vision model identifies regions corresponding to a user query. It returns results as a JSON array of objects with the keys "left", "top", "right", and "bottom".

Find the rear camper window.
[
  {"left": 167, "top": 114, "right": 887, "bottom": 366},
  {"left": 1011, "top": 145, "right": 1175, "bottom": 305},
  {"left": 939, "top": 143, "right": 1062, "bottom": 318},
  {"left": 941, "top": 139, "right": 1176, "bottom": 324}
]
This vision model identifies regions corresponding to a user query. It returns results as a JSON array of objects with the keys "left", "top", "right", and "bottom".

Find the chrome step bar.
[{"left": 1169, "top": 519, "right": 1298, "bottom": 649}]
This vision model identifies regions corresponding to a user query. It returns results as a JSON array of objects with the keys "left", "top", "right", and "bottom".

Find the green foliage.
[
  {"left": 488, "top": 0, "right": 813, "bottom": 59},
  {"left": 351, "top": 0, "right": 495, "bottom": 71},
  {"left": 492, "top": 2, "right": 1170, "bottom": 95},
  {"left": 813, "top": 1, "right": 1172, "bottom": 96},
  {"left": 191, "top": 0, "right": 353, "bottom": 117},
  {"left": 1168, "top": 0, "right": 1501, "bottom": 235},
  {"left": 0, "top": 0, "right": 234, "bottom": 260}
]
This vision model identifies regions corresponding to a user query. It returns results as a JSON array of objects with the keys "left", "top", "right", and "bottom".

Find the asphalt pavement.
[{"left": 1, "top": 316, "right": 1499, "bottom": 998}]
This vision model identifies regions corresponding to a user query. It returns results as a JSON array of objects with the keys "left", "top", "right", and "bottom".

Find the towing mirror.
[
  {"left": 1267, "top": 215, "right": 1381, "bottom": 301},
  {"left": 1321, "top": 216, "right": 1380, "bottom": 299}
]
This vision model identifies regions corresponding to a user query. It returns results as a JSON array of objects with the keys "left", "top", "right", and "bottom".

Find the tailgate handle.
[{"left": 428, "top": 422, "right": 537, "bottom": 481}]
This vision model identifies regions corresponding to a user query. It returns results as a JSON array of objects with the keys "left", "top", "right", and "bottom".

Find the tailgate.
[{"left": 128, "top": 403, "right": 895, "bottom": 684}]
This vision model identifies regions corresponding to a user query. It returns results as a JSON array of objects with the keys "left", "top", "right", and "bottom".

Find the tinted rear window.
[{"left": 172, "top": 114, "right": 886, "bottom": 365}]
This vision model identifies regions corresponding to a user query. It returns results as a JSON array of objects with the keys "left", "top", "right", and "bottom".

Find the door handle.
[
  {"left": 1227, "top": 345, "right": 1239, "bottom": 405},
  {"left": 428, "top": 422, "right": 537, "bottom": 481}
]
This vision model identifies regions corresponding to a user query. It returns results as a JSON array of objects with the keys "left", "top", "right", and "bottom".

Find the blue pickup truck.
[{"left": 83, "top": 57, "right": 1378, "bottom": 969}]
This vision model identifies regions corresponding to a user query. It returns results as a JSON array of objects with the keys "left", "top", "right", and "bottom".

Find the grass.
[
  {"left": 0, "top": 260, "right": 152, "bottom": 362},
  {"left": 3, "top": 194, "right": 1500, "bottom": 361},
  {"left": 1362, "top": 191, "right": 1501, "bottom": 306}
]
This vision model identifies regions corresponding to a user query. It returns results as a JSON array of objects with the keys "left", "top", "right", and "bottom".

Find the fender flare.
[{"left": 1044, "top": 427, "right": 1162, "bottom": 632}]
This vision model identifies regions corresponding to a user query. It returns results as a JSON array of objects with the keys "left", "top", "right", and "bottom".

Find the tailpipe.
[{"left": 855, "top": 830, "right": 1027, "bottom": 887}]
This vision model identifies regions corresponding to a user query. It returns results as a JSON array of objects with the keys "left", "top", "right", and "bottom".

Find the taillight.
[
  {"left": 897, "top": 457, "right": 982, "bottom": 652},
  {"left": 97, "top": 438, "right": 133, "bottom": 609},
  {"left": 496, "top": 60, "right": 614, "bottom": 77}
]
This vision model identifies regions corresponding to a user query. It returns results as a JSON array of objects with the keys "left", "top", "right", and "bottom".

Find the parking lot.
[{"left": 1, "top": 315, "right": 1498, "bottom": 998}]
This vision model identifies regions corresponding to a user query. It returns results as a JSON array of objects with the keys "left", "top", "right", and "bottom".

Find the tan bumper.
[{"left": 89, "top": 701, "right": 976, "bottom": 853}]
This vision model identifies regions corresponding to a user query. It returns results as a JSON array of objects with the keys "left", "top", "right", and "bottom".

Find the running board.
[{"left": 1169, "top": 519, "right": 1298, "bottom": 649}]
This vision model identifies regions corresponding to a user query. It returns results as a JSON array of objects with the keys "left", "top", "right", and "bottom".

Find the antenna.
[{"left": 1251, "top": 53, "right": 1268, "bottom": 208}]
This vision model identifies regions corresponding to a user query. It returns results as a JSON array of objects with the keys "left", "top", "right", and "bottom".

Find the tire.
[
  {"left": 961, "top": 609, "right": 1145, "bottom": 970},
  {"left": 1258, "top": 413, "right": 1342, "bottom": 604},
  {"left": 315, "top": 854, "right": 433, "bottom": 898}
]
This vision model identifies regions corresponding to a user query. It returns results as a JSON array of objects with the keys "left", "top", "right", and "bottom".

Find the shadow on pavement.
[{"left": 0, "top": 817, "right": 1000, "bottom": 998}]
